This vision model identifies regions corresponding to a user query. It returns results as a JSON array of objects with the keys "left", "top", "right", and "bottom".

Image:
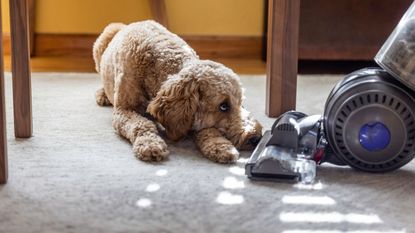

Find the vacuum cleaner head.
[
  {"left": 245, "top": 131, "right": 317, "bottom": 183},
  {"left": 245, "top": 112, "right": 322, "bottom": 183}
]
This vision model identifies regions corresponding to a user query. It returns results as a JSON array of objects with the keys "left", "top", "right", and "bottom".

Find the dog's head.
[{"left": 147, "top": 60, "right": 262, "bottom": 150}]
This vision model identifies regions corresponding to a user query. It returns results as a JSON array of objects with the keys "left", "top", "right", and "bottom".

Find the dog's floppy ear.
[{"left": 147, "top": 74, "right": 199, "bottom": 141}]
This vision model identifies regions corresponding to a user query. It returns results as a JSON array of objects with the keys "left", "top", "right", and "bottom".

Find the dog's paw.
[
  {"left": 95, "top": 88, "right": 112, "bottom": 106},
  {"left": 203, "top": 143, "right": 239, "bottom": 164},
  {"left": 133, "top": 134, "right": 169, "bottom": 162}
]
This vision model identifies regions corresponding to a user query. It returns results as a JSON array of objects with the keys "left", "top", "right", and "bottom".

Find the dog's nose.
[{"left": 248, "top": 135, "right": 261, "bottom": 146}]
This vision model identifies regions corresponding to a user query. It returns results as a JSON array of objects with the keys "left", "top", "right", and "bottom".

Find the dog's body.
[{"left": 93, "top": 20, "right": 262, "bottom": 163}]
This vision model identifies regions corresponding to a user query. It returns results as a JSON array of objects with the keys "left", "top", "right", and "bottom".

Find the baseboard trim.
[
  {"left": 182, "top": 35, "right": 264, "bottom": 59},
  {"left": 34, "top": 34, "right": 97, "bottom": 57},
  {"left": 2, "top": 33, "right": 375, "bottom": 60},
  {"left": 2, "top": 33, "right": 264, "bottom": 59},
  {"left": 299, "top": 46, "right": 378, "bottom": 61},
  {"left": 2, "top": 33, "right": 10, "bottom": 55}
]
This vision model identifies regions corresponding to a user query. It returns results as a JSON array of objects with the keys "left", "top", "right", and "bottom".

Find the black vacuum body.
[{"left": 323, "top": 67, "right": 415, "bottom": 172}]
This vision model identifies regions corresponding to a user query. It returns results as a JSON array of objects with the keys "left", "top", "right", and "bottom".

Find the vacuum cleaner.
[{"left": 246, "top": 2, "right": 415, "bottom": 183}]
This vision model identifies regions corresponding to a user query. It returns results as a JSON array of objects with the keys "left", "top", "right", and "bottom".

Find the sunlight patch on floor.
[
  {"left": 279, "top": 212, "right": 382, "bottom": 224},
  {"left": 229, "top": 166, "right": 245, "bottom": 176},
  {"left": 136, "top": 198, "right": 152, "bottom": 208},
  {"left": 216, "top": 191, "right": 244, "bottom": 205},
  {"left": 282, "top": 195, "right": 336, "bottom": 205},
  {"left": 282, "top": 230, "right": 406, "bottom": 233},
  {"left": 293, "top": 181, "right": 324, "bottom": 190},
  {"left": 155, "top": 169, "right": 168, "bottom": 176},
  {"left": 145, "top": 183, "right": 160, "bottom": 192},
  {"left": 222, "top": 176, "right": 245, "bottom": 189},
  {"left": 236, "top": 157, "right": 249, "bottom": 164}
]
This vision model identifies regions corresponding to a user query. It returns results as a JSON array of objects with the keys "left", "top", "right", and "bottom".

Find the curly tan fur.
[{"left": 93, "top": 20, "right": 262, "bottom": 163}]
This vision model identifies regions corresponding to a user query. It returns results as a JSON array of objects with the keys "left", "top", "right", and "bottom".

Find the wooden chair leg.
[
  {"left": 9, "top": 0, "right": 33, "bottom": 138},
  {"left": 266, "top": 0, "right": 300, "bottom": 117},
  {"left": 149, "top": 0, "right": 169, "bottom": 28},
  {"left": 28, "top": 0, "right": 36, "bottom": 56},
  {"left": 0, "top": 58, "right": 7, "bottom": 184},
  {"left": 0, "top": 3, "right": 8, "bottom": 184}
]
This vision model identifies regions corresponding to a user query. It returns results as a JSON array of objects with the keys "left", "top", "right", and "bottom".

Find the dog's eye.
[{"left": 219, "top": 102, "right": 230, "bottom": 112}]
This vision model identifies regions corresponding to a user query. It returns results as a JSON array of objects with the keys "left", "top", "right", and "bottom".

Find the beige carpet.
[{"left": 0, "top": 73, "right": 414, "bottom": 233}]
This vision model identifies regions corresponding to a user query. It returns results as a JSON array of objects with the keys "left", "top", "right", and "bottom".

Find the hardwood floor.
[{"left": 2, "top": 55, "right": 266, "bottom": 74}]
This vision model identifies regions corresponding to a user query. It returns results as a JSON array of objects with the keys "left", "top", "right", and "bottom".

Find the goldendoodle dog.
[{"left": 93, "top": 20, "right": 262, "bottom": 163}]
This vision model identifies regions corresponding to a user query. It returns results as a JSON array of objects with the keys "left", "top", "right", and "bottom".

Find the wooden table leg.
[
  {"left": 0, "top": 3, "right": 8, "bottom": 184},
  {"left": 9, "top": 0, "right": 33, "bottom": 138},
  {"left": 266, "top": 0, "right": 300, "bottom": 117}
]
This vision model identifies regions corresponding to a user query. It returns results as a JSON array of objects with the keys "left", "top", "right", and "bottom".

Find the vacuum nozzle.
[{"left": 245, "top": 112, "right": 322, "bottom": 183}]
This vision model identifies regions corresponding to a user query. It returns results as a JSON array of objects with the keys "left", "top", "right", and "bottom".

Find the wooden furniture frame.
[
  {"left": 266, "top": 0, "right": 300, "bottom": 117},
  {"left": 1, "top": 0, "right": 33, "bottom": 184},
  {"left": 1, "top": 0, "right": 299, "bottom": 183}
]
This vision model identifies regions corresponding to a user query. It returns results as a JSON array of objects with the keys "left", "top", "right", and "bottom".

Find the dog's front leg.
[
  {"left": 194, "top": 128, "right": 239, "bottom": 163},
  {"left": 113, "top": 108, "right": 169, "bottom": 161}
]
